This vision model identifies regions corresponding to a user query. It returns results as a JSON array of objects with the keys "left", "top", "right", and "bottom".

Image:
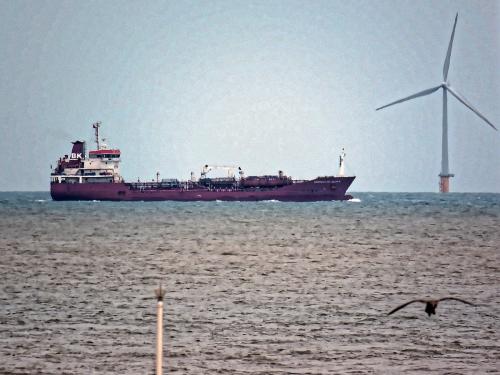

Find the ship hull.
[{"left": 50, "top": 177, "right": 355, "bottom": 202}]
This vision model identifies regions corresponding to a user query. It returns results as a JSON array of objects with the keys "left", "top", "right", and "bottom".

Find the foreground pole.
[{"left": 155, "top": 285, "right": 166, "bottom": 375}]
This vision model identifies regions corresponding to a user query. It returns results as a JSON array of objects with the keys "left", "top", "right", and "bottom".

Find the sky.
[{"left": 1, "top": 0, "right": 498, "bottom": 192}]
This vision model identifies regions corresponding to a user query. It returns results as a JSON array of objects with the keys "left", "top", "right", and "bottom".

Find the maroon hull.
[{"left": 51, "top": 177, "right": 355, "bottom": 202}]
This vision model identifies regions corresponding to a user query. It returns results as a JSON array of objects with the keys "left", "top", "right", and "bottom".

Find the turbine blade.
[
  {"left": 376, "top": 85, "right": 441, "bottom": 111},
  {"left": 443, "top": 13, "right": 458, "bottom": 81},
  {"left": 446, "top": 85, "right": 498, "bottom": 130}
]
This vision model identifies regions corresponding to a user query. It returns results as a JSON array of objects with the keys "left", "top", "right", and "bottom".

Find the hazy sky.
[{"left": 1, "top": 0, "right": 498, "bottom": 192}]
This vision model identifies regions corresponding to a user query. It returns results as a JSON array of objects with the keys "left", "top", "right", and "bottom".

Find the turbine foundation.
[{"left": 439, "top": 174, "right": 454, "bottom": 193}]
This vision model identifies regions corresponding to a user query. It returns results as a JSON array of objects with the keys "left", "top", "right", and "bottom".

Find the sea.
[{"left": 0, "top": 192, "right": 498, "bottom": 374}]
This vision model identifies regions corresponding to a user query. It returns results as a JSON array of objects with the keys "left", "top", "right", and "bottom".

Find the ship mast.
[
  {"left": 92, "top": 121, "right": 101, "bottom": 150},
  {"left": 338, "top": 148, "right": 346, "bottom": 177}
]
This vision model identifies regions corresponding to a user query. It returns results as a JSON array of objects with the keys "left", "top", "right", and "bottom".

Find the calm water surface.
[{"left": 0, "top": 192, "right": 499, "bottom": 374}]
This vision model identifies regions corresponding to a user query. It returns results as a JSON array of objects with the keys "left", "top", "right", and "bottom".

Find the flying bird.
[{"left": 388, "top": 297, "right": 475, "bottom": 317}]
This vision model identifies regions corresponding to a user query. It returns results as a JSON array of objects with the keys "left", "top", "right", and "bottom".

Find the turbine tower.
[{"left": 376, "top": 13, "right": 497, "bottom": 193}]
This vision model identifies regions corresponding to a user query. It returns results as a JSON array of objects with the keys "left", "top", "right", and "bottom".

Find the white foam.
[{"left": 348, "top": 198, "right": 361, "bottom": 203}]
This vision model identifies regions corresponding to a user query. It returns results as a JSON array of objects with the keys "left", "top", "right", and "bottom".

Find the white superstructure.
[{"left": 50, "top": 123, "right": 123, "bottom": 184}]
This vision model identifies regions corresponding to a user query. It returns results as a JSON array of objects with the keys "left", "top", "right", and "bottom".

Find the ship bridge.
[{"left": 89, "top": 149, "right": 121, "bottom": 159}]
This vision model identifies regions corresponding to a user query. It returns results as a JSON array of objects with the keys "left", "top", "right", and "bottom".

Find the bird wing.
[
  {"left": 387, "top": 300, "right": 427, "bottom": 315},
  {"left": 438, "top": 297, "right": 476, "bottom": 306}
]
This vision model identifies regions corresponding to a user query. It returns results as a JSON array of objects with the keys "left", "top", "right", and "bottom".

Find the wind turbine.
[{"left": 376, "top": 13, "right": 497, "bottom": 193}]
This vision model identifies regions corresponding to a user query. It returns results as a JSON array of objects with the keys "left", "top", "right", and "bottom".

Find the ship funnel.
[
  {"left": 70, "top": 141, "right": 85, "bottom": 160},
  {"left": 338, "top": 148, "right": 346, "bottom": 177}
]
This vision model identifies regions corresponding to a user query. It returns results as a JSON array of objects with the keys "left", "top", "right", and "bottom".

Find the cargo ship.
[{"left": 50, "top": 123, "right": 355, "bottom": 201}]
